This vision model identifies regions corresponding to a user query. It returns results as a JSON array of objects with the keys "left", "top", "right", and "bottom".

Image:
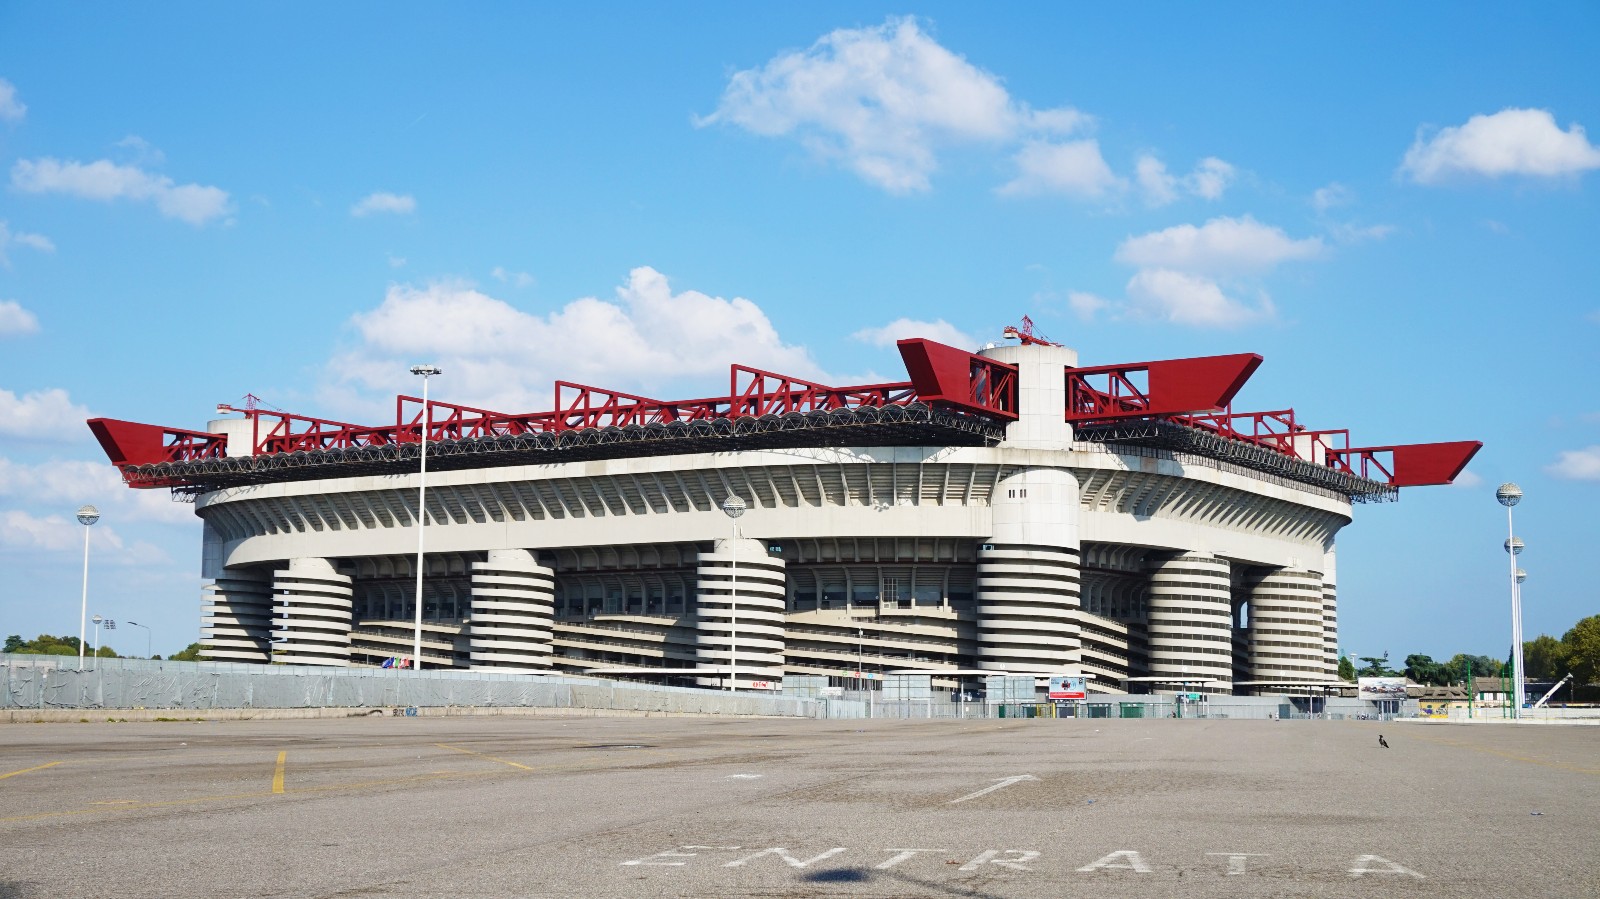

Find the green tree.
[
  {"left": 1356, "top": 655, "right": 1398, "bottom": 677},
  {"left": 11, "top": 634, "right": 82, "bottom": 656},
  {"left": 169, "top": 642, "right": 204, "bottom": 662},
  {"left": 1561, "top": 615, "right": 1600, "bottom": 685},
  {"left": 3, "top": 634, "right": 23, "bottom": 653},
  {"left": 1523, "top": 635, "right": 1567, "bottom": 680},
  {"left": 1445, "top": 653, "right": 1500, "bottom": 680},
  {"left": 1404, "top": 654, "right": 1452, "bottom": 686},
  {"left": 1337, "top": 655, "right": 1356, "bottom": 682}
]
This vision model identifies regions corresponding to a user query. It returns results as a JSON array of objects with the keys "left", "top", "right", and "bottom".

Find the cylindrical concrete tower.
[
  {"left": 695, "top": 537, "right": 787, "bottom": 689},
  {"left": 201, "top": 567, "right": 274, "bottom": 663},
  {"left": 469, "top": 548, "right": 556, "bottom": 671},
  {"left": 1247, "top": 566, "right": 1326, "bottom": 689},
  {"left": 1145, "top": 552, "right": 1234, "bottom": 691},
  {"left": 272, "top": 557, "right": 354, "bottom": 666}
]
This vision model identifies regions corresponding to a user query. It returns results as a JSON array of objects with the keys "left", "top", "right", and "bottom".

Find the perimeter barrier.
[{"left": 1, "top": 655, "right": 825, "bottom": 718}]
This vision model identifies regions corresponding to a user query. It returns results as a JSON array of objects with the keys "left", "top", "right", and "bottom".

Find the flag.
[{"left": 381, "top": 657, "right": 394, "bottom": 669}]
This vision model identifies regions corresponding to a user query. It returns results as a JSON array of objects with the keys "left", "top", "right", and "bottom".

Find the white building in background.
[{"left": 90, "top": 333, "right": 1479, "bottom": 695}]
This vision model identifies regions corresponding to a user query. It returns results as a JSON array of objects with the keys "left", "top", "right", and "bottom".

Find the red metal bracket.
[
  {"left": 896, "top": 338, "right": 1018, "bottom": 420},
  {"left": 1066, "top": 353, "right": 1262, "bottom": 422},
  {"left": 1329, "top": 441, "right": 1483, "bottom": 487}
]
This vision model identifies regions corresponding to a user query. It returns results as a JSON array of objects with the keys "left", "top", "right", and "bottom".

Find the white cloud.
[
  {"left": 1187, "top": 157, "right": 1235, "bottom": 200},
  {"left": 1547, "top": 446, "right": 1600, "bottom": 481},
  {"left": 1134, "top": 155, "right": 1236, "bottom": 206},
  {"left": 0, "top": 387, "right": 92, "bottom": 440},
  {"left": 0, "top": 78, "right": 23, "bottom": 122},
  {"left": 1135, "top": 156, "right": 1177, "bottom": 206},
  {"left": 387, "top": 254, "right": 407, "bottom": 269},
  {"left": 998, "top": 140, "right": 1121, "bottom": 199},
  {"left": 1114, "top": 216, "right": 1325, "bottom": 276},
  {"left": 0, "top": 509, "right": 174, "bottom": 565},
  {"left": 1067, "top": 291, "right": 1111, "bottom": 322},
  {"left": 491, "top": 266, "right": 536, "bottom": 288},
  {"left": 1312, "top": 182, "right": 1352, "bottom": 212},
  {"left": 114, "top": 135, "right": 165, "bottom": 166},
  {"left": 852, "top": 317, "right": 976, "bottom": 350},
  {"left": 0, "top": 220, "right": 56, "bottom": 267},
  {"left": 1124, "top": 269, "right": 1272, "bottom": 327},
  {"left": 698, "top": 16, "right": 1086, "bottom": 193},
  {"left": 1401, "top": 108, "right": 1600, "bottom": 183},
  {"left": 1327, "top": 222, "right": 1396, "bottom": 244},
  {"left": 327, "top": 267, "right": 824, "bottom": 414},
  {"left": 0, "top": 300, "right": 40, "bottom": 337},
  {"left": 1448, "top": 470, "right": 1484, "bottom": 489},
  {"left": 10, "top": 158, "right": 232, "bottom": 225},
  {"left": 0, "top": 457, "right": 195, "bottom": 525},
  {"left": 351, "top": 192, "right": 416, "bottom": 217}
]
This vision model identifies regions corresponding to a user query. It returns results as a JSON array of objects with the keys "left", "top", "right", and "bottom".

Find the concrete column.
[
  {"left": 469, "top": 549, "right": 555, "bottom": 671},
  {"left": 1322, "top": 547, "right": 1339, "bottom": 678},
  {"left": 1145, "top": 552, "right": 1234, "bottom": 692},
  {"left": 201, "top": 567, "right": 273, "bottom": 663},
  {"left": 976, "top": 467, "right": 1081, "bottom": 673},
  {"left": 1247, "top": 567, "right": 1326, "bottom": 690},
  {"left": 977, "top": 341, "right": 1078, "bottom": 449},
  {"left": 695, "top": 537, "right": 786, "bottom": 689},
  {"left": 272, "top": 557, "right": 354, "bottom": 666}
]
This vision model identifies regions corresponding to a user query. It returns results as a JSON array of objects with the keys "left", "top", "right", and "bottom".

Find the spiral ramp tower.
[
  {"left": 695, "top": 537, "right": 787, "bottom": 689},
  {"left": 272, "top": 557, "right": 354, "bottom": 666},
  {"left": 469, "top": 548, "right": 556, "bottom": 671}
]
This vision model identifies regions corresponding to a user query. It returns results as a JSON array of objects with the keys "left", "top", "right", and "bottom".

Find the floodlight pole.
[
  {"left": 410, "top": 365, "right": 442, "bottom": 671},
  {"left": 76, "top": 505, "right": 100, "bottom": 669},
  {"left": 721, "top": 495, "right": 746, "bottom": 692},
  {"left": 1496, "top": 483, "right": 1524, "bottom": 720}
]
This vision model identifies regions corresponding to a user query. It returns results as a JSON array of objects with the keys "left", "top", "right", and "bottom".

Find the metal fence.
[{"left": 1, "top": 654, "right": 820, "bottom": 718}]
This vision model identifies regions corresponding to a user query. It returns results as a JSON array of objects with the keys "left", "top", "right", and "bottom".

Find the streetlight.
[
  {"left": 721, "top": 494, "right": 746, "bottom": 691},
  {"left": 409, "top": 364, "right": 442, "bottom": 671},
  {"left": 126, "top": 620, "right": 152, "bottom": 659},
  {"left": 1496, "top": 483, "right": 1524, "bottom": 720},
  {"left": 857, "top": 627, "right": 864, "bottom": 689},
  {"left": 90, "top": 615, "right": 114, "bottom": 668},
  {"left": 76, "top": 505, "right": 100, "bottom": 669}
]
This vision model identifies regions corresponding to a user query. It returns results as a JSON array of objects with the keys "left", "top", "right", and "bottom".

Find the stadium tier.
[{"left": 89, "top": 335, "right": 1480, "bottom": 695}]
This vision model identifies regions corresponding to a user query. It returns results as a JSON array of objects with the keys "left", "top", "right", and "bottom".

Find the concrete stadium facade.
[{"left": 94, "top": 338, "right": 1478, "bottom": 696}]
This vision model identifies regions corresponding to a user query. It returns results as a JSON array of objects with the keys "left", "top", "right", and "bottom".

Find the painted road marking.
[
  {"left": 1207, "top": 851, "right": 1268, "bottom": 874},
  {"left": 0, "top": 761, "right": 62, "bottom": 781},
  {"left": 622, "top": 846, "right": 1430, "bottom": 878},
  {"left": 948, "top": 774, "right": 1038, "bottom": 804},
  {"left": 436, "top": 742, "right": 535, "bottom": 771},
  {"left": 723, "top": 847, "right": 847, "bottom": 868},
  {"left": 272, "top": 751, "right": 286, "bottom": 794},
  {"left": 1349, "top": 855, "right": 1424, "bottom": 878}
]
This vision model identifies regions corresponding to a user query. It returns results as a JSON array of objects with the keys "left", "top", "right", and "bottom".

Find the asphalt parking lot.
[{"left": 1, "top": 715, "right": 1595, "bottom": 898}]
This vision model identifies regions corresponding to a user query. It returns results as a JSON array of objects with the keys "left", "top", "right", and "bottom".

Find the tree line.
[
  {"left": 4, "top": 634, "right": 204, "bottom": 661},
  {"left": 1337, "top": 613, "right": 1599, "bottom": 691}
]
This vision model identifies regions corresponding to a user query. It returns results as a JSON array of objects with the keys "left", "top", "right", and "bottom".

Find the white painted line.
[
  {"left": 1206, "top": 852, "right": 1268, "bottom": 875},
  {"left": 948, "top": 774, "right": 1038, "bottom": 804},
  {"left": 725, "top": 773, "right": 764, "bottom": 779},
  {"left": 875, "top": 849, "right": 946, "bottom": 870},
  {"left": 959, "top": 850, "right": 1039, "bottom": 871},
  {"left": 723, "top": 847, "right": 847, "bottom": 869},
  {"left": 1348, "top": 855, "right": 1424, "bottom": 878},
  {"left": 1077, "top": 850, "right": 1152, "bottom": 873}
]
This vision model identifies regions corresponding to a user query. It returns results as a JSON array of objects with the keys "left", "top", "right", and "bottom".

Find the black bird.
[{"left": 1379, "top": 734, "right": 1390, "bottom": 749}]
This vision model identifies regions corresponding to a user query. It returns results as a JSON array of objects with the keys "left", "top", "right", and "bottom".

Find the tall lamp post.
[
  {"left": 76, "top": 505, "right": 100, "bottom": 669},
  {"left": 126, "top": 621, "right": 152, "bottom": 659},
  {"left": 409, "top": 364, "right": 442, "bottom": 671},
  {"left": 721, "top": 494, "right": 745, "bottom": 691},
  {"left": 1496, "top": 483, "right": 1524, "bottom": 720}
]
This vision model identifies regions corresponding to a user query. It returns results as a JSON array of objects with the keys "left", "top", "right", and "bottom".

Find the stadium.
[{"left": 88, "top": 328, "right": 1479, "bottom": 696}]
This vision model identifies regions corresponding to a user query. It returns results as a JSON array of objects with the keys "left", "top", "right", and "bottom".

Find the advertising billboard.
[
  {"left": 1048, "top": 675, "right": 1087, "bottom": 700},
  {"left": 1357, "top": 677, "right": 1407, "bottom": 700}
]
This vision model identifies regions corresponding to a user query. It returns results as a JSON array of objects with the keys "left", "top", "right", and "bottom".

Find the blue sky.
[{"left": 2, "top": 4, "right": 1596, "bottom": 663}]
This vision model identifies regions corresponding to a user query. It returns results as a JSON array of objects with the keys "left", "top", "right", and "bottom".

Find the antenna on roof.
[{"left": 1002, "top": 315, "right": 1061, "bottom": 347}]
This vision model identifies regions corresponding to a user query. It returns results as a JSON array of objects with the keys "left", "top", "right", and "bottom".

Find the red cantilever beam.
[
  {"left": 1331, "top": 441, "right": 1484, "bottom": 487},
  {"left": 87, "top": 418, "right": 228, "bottom": 467},
  {"left": 896, "top": 338, "right": 1019, "bottom": 419},
  {"left": 1066, "top": 353, "right": 1263, "bottom": 422}
]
